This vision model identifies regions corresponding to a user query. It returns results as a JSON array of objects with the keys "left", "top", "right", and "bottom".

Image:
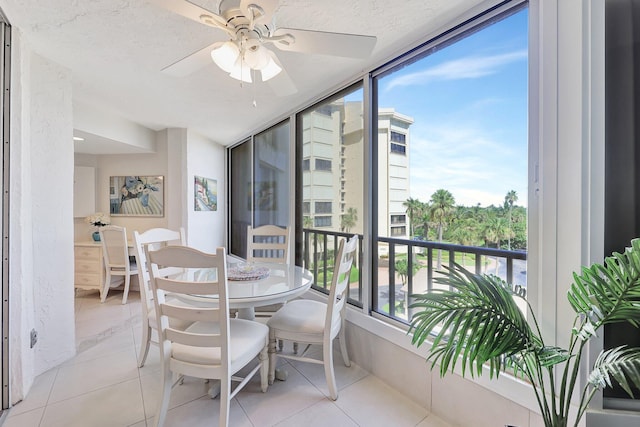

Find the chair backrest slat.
[
  {"left": 247, "top": 224, "right": 290, "bottom": 263},
  {"left": 133, "top": 228, "right": 186, "bottom": 315},
  {"left": 146, "top": 245, "right": 230, "bottom": 369},
  {"left": 159, "top": 302, "right": 220, "bottom": 323},
  {"left": 165, "top": 328, "right": 223, "bottom": 348},
  {"left": 100, "top": 226, "right": 130, "bottom": 268},
  {"left": 155, "top": 277, "right": 220, "bottom": 296},
  {"left": 325, "top": 235, "right": 358, "bottom": 332}
]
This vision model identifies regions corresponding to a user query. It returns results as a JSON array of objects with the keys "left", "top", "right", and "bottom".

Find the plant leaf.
[
  {"left": 589, "top": 346, "right": 640, "bottom": 397},
  {"left": 568, "top": 238, "right": 640, "bottom": 333},
  {"left": 409, "top": 262, "right": 538, "bottom": 379}
]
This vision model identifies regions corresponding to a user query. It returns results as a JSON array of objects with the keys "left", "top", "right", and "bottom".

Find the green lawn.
[{"left": 315, "top": 268, "right": 360, "bottom": 287}]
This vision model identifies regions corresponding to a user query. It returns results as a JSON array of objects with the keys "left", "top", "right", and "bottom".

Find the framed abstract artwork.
[
  {"left": 194, "top": 175, "right": 217, "bottom": 211},
  {"left": 109, "top": 175, "right": 164, "bottom": 217}
]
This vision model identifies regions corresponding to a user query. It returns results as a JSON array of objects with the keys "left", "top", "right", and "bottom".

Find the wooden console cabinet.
[{"left": 74, "top": 242, "right": 104, "bottom": 293}]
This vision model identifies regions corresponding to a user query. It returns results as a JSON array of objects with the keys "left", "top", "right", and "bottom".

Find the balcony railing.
[
  {"left": 375, "top": 237, "right": 527, "bottom": 324},
  {"left": 302, "top": 228, "right": 363, "bottom": 308},
  {"left": 301, "top": 229, "right": 527, "bottom": 326}
]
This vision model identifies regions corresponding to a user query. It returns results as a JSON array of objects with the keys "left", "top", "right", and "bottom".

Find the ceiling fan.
[{"left": 152, "top": 0, "right": 377, "bottom": 95}]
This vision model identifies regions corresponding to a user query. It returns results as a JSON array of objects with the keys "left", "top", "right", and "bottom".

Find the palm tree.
[
  {"left": 417, "top": 205, "right": 431, "bottom": 240},
  {"left": 403, "top": 197, "right": 422, "bottom": 238},
  {"left": 395, "top": 256, "right": 423, "bottom": 320},
  {"left": 303, "top": 215, "right": 314, "bottom": 268},
  {"left": 449, "top": 220, "right": 477, "bottom": 267},
  {"left": 395, "top": 257, "right": 423, "bottom": 289},
  {"left": 429, "top": 189, "right": 455, "bottom": 269},
  {"left": 504, "top": 190, "right": 518, "bottom": 250},
  {"left": 303, "top": 215, "right": 313, "bottom": 229},
  {"left": 341, "top": 207, "right": 358, "bottom": 233},
  {"left": 482, "top": 214, "right": 509, "bottom": 274}
]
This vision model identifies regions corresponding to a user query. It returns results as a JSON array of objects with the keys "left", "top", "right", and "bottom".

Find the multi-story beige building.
[
  {"left": 301, "top": 102, "right": 413, "bottom": 239},
  {"left": 377, "top": 108, "right": 414, "bottom": 239}
]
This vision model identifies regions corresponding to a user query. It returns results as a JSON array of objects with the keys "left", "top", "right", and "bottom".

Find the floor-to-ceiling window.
[
  {"left": 253, "top": 121, "right": 290, "bottom": 228},
  {"left": 371, "top": 4, "right": 529, "bottom": 323},
  {"left": 296, "top": 84, "right": 364, "bottom": 306},
  {"left": 228, "top": 139, "right": 252, "bottom": 258},
  {"left": 228, "top": 1, "right": 529, "bottom": 328},
  {"left": 228, "top": 120, "right": 290, "bottom": 259}
]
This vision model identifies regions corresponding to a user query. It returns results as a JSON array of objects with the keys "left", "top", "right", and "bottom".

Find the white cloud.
[
  {"left": 384, "top": 49, "right": 527, "bottom": 92},
  {"left": 407, "top": 125, "right": 527, "bottom": 207}
]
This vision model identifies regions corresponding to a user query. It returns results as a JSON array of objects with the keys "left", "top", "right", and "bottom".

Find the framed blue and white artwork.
[{"left": 109, "top": 175, "right": 164, "bottom": 217}]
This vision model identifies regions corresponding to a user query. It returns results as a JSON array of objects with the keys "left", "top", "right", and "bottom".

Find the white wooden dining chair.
[
  {"left": 246, "top": 224, "right": 290, "bottom": 321},
  {"left": 146, "top": 245, "right": 269, "bottom": 427},
  {"left": 267, "top": 235, "right": 358, "bottom": 400},
  {"left": 132, "top": 227, "right": 189, "bottom": 368},
  {"left": 99, "top": 225, "right": 138, "bottom": 304},
  {"left": 246, "top": 224, "right": 290, "bottom": 264}
]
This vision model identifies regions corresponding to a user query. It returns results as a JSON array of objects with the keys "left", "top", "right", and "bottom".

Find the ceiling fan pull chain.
[{"left": 252, "top": 69, "right": 257, "bottom": 107}]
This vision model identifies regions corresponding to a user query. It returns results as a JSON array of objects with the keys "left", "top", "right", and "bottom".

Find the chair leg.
[
  {"left": 268, "top": 329, "right": 277, "bottom": 385},
  {"left": 323, "top": 339, "right": 338, "bottom": 400},
  {"left": 122, "top": 273, "right": 131, "bottom": 304},
  {"left": 138, "top": 323, "right": 151, "bottom": 368},
  {"left": 153, "top": 361, "right": 173, "bottom": 427},
  {"left": 219, "top": 377, "right": 231, "bottom": 427},
  {"left": 100, "top": 271, "right": 112, "bottom": 303},
  {"left": 338, "top": 327, "right": 351, "bottom": 367},
  {"left": 259, "top": 342, "right": 268, "bottom": 392}
]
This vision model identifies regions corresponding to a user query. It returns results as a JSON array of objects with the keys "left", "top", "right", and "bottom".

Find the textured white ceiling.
[{"left": 0, "top": 0, "right": 485, "bottom": 151}]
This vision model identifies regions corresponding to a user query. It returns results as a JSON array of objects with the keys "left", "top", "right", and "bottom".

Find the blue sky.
[{"left": 377, "top": 8, "right": 528, "bottom": 208}]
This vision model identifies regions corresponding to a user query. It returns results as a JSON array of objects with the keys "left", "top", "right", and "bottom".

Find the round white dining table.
[{"left": 174, "top": 262, "right": 314, "bottom": 320}]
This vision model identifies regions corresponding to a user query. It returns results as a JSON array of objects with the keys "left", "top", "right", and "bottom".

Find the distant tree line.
[{"left": 403, "top": 189, "right": 526, "bottom": 252}]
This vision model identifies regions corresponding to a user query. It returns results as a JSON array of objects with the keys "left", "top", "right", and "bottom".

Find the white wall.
[
  {"left": 9, "top": 30, "right": 76, "bottom": 403},
  {"left": 4, "top": 34, "right": 225, "bottom": 405},
  {"left": 85, "top": 132, "right": 171, "bottom": 241},
  {"left": 73, "top": 128, "right": 225, "bottom": 249},
  {"left": 186, "top": 130, "right": 225, "bottom": 252},
  {"left": 345, "top": 321, "right": 546, "bottom": 427}
]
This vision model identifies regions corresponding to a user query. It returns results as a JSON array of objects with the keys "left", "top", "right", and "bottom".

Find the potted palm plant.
[{"left": 409, "top": 238, "right": 640, "bottom": 427}]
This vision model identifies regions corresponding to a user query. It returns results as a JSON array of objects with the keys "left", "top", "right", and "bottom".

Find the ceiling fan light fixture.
[
  {"left": 260, "top": 56, "right": 282, "bottom": 81},
  {"left": 210, "top": 41, "right": 240, "bottom": 73},
  {"left": 229, "top": 56, "right": 252, "bottom": 83},
  {"left": 243, "top": 45, "right": 270, "bottom": 70}
]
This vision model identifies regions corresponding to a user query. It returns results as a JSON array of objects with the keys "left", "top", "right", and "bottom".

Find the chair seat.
[
  {"left": 173, "top": 319, "right": 268, "bottom": 367},
  {"left": 148, "top": 246, "right": 269, "bottom": 427},
  {"left": 267, "top": 236, "right": 357, "bottom": 401},
  {"left": 268, "top": 299, "right": 330, "bottom": 342}
]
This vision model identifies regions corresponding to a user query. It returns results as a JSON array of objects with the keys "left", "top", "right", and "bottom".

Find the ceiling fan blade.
[
  {"left": 240, "top": 0, "right": 278, "bottom": 25},
  {"left": 263, "top": 50, "right": 296, "bottom": 95},
  {"left": 267, "top": 67, "right": 297, "bottom": 97},
  {"left": 161, "top": 42, "right": 218, "bottom": 77},
  {"left": 271, "top": 28, "right": 376, "bottom": 58},
  {"left": 150, "top": 0, "right": 230, "bottom": 31}
]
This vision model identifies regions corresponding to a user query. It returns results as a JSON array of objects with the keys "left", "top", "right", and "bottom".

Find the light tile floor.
[{"left": 4, "top": 290, "right": 452, "bottom": 427}]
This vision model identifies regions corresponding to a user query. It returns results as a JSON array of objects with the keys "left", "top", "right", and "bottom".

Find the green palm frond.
[
  {"left": 507, "top": 346, "right": 569, "bottom": 386},
  {"left": 588, "top": 346, "right": 640, "bottom": 397},
  {"left": 409, "top": 263, "right": 537, "bottom": 379},
  {"left": 409, "top": 238, "right": 640, "bottom": 427},
  {"left": 536, "top": 346, "right": 571, "bottom": 368},
  {"left": 568, "top": 239, "right": 640, "bottom": 329}
]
